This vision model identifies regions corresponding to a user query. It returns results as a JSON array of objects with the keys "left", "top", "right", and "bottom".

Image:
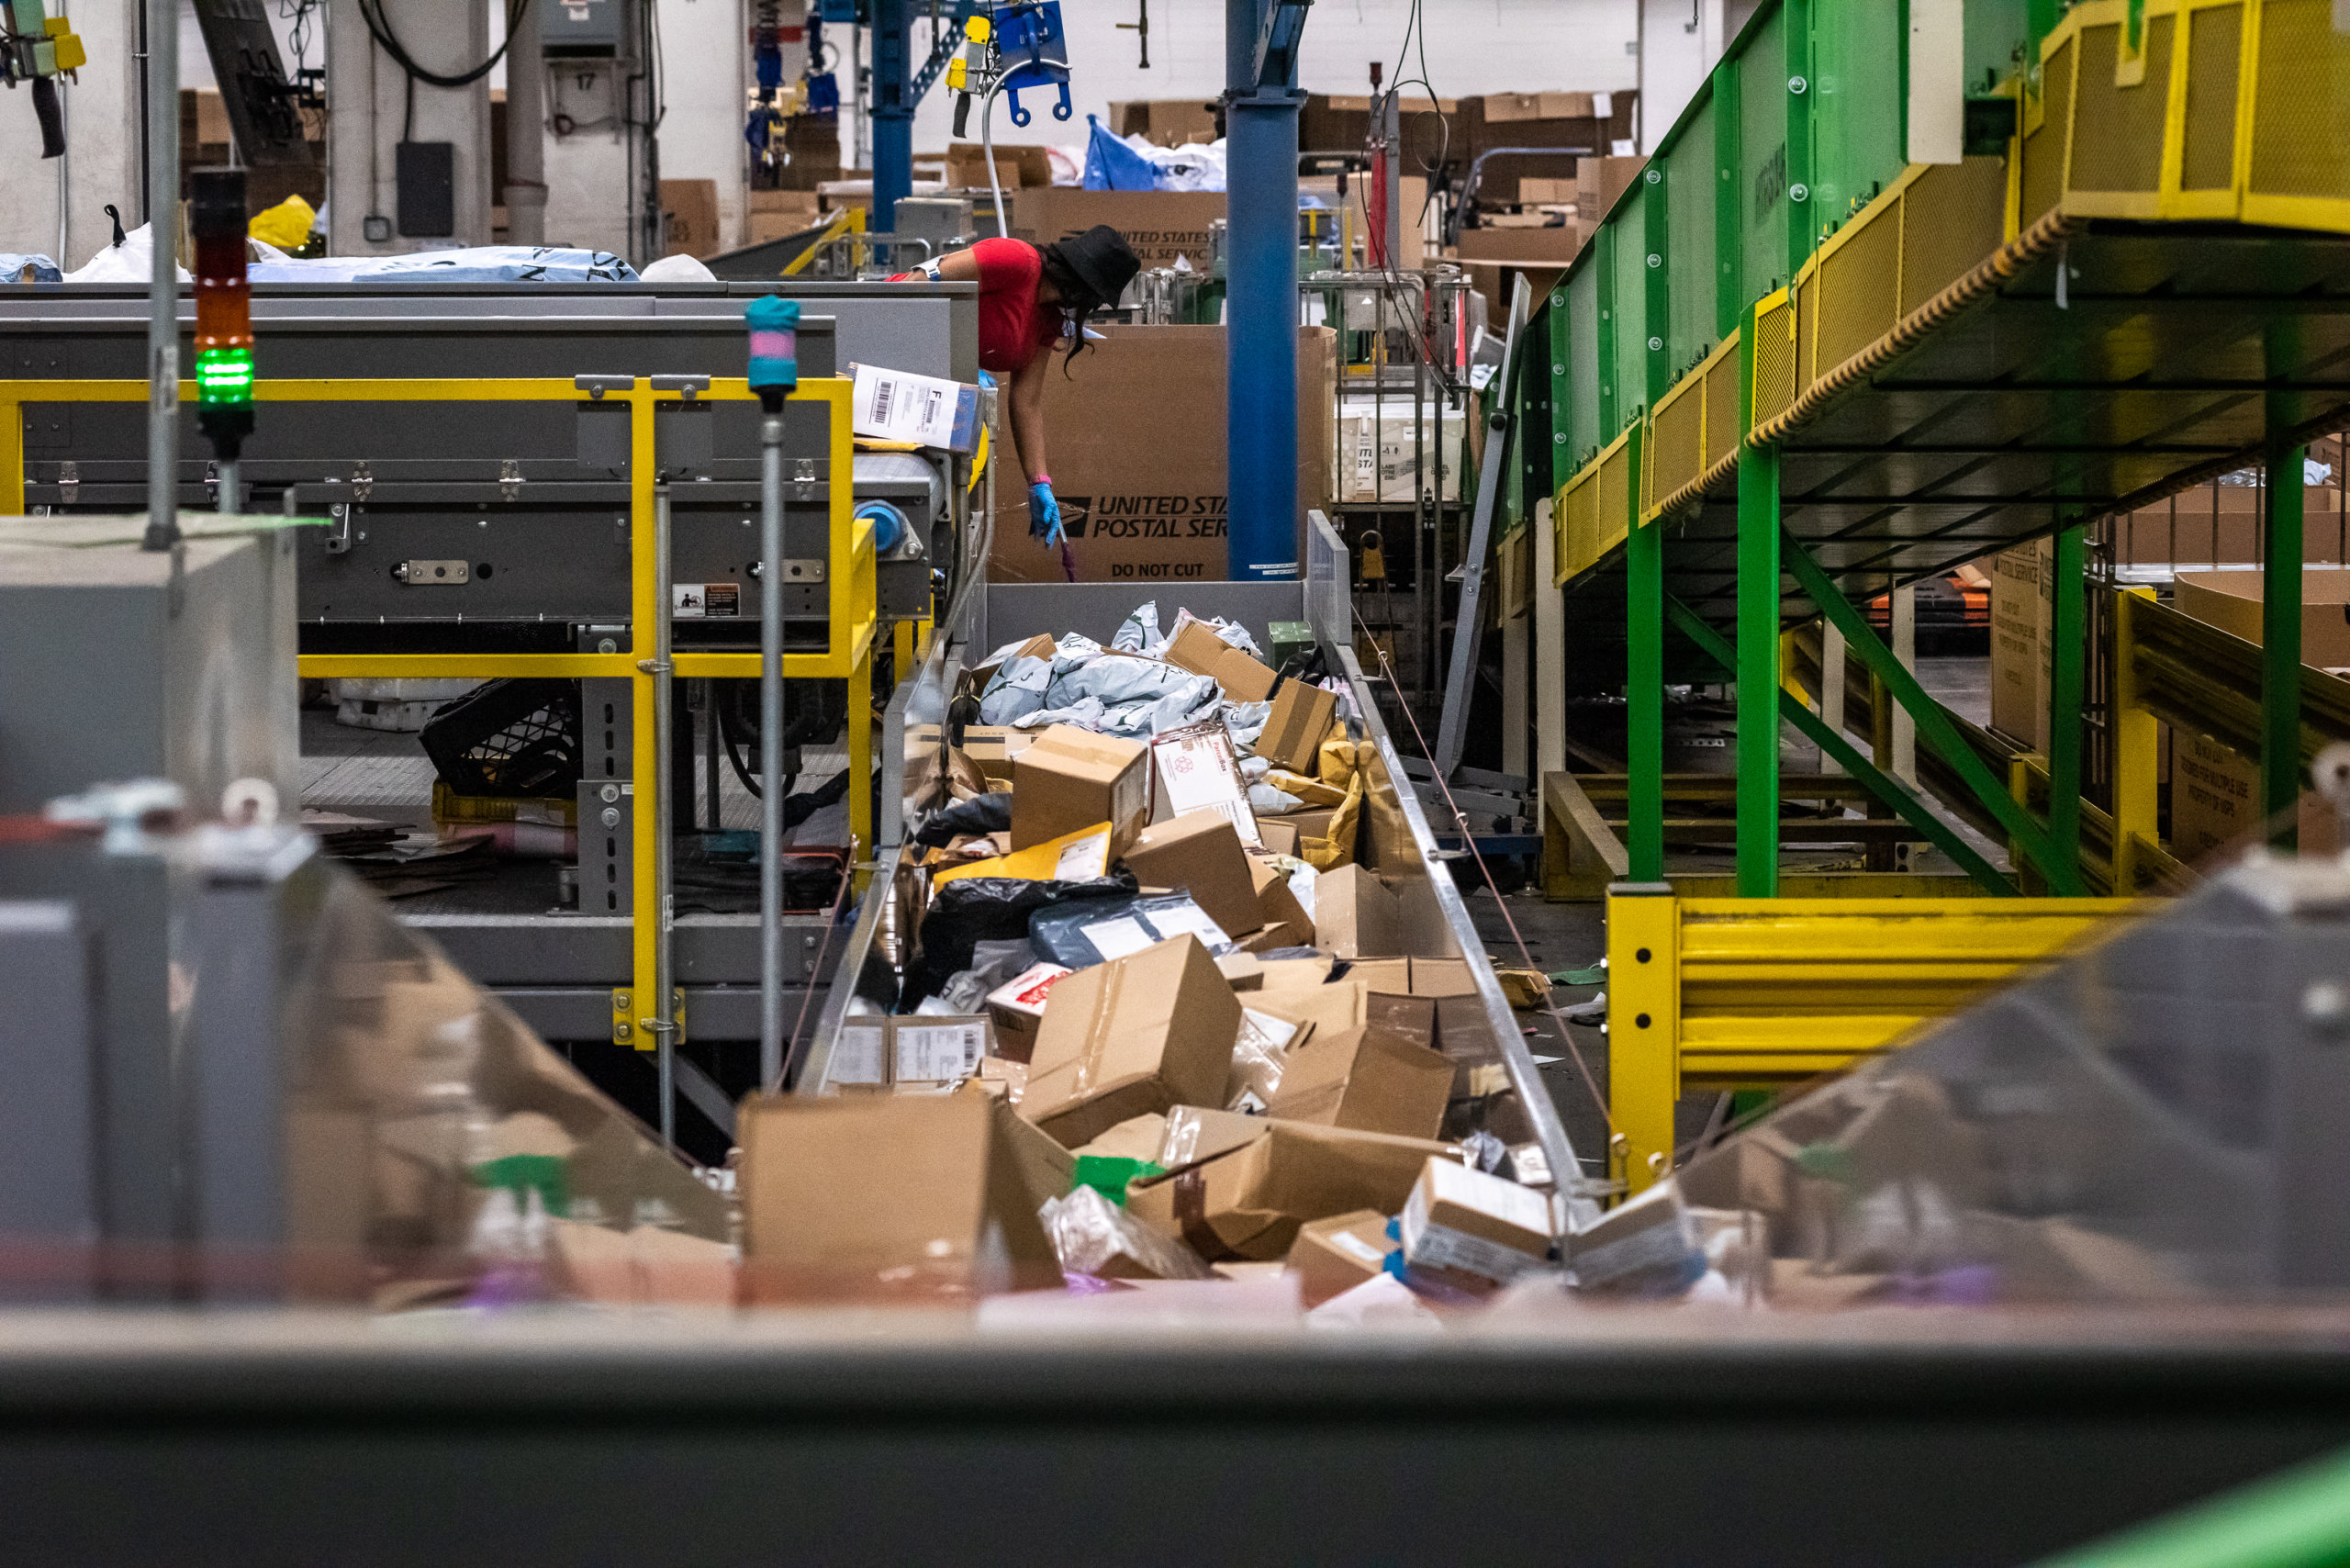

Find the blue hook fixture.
[{"left": 994, "top": 1, "right": 1072, "bottom": 127}]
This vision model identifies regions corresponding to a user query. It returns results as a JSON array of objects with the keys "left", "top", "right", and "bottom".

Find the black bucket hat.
[{"left": 1054, "top": 224, "right": 1141, "bottom": 307}]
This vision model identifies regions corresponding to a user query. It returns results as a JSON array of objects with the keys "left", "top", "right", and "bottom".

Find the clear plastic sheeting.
[
  {"left": 270, "top": 858, "right": 733, "bottom": 1308},
  {"left": 1657, "top": 855, "right": 2350, "bottom": 1308},
  {"left": 0, "top": 825, "right": 727, "bottom": 1310},
  {"left": 243, "top": 247, "right": 642, "bottom": 285}
]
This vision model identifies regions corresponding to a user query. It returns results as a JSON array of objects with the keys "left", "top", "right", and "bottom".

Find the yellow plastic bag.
[
  {"left": 248, "top": 194, "right": 317, "bottom": 252},
  {"left": 1300, "top": 772, "right": 1362, "bottom": 871}
]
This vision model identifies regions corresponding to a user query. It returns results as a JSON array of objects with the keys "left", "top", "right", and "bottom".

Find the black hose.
[{"left": 359, "top": 0, "right": 532, "bottom": 92}]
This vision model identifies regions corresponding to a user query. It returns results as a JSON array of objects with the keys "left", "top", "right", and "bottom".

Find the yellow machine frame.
[
  {"left": 1603, "top": 887, "right": 2142, "bottom": 1193},
  {"left": 0, "top": 375, "right": 876, "bottom": 1051}
]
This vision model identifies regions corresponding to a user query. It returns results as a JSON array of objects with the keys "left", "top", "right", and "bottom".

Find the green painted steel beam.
[
  {"left": 1713, "top": 57, "right": 1742, "bottom": 342},
  {"left": 1666, "top": 594, "right": 2013, "bottom": 895},
  {"left": 1643, "top": 166, "right": 1672, "bottom": 408},
  {"left": 1549, "top": 286, "right": 1571, "bottom": 481},
  {"left": 1782, "top": 527, "right": 2079, "bottom": 891},
  {"left": 1783, "top": 0, "right": 1814, "bottom": 284},
  {"left": 1736, "top": 299, "right": 1779, "bottom": 897},
  {"left": 2046, "top": 522, "right": 2086, "bottom": 877},
  {"left": 1596, "top": 224, "right": 1620, "bottom": 440},
  {"left": 1627, "top": 420, "right": 1663, "bottom": 880}
]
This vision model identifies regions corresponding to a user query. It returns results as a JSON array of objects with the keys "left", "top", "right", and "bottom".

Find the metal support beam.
[
  {"left": 2046, "top": 522, "right": 2086, "bottom": 875},
  {"left": 1627, "top": 420, "right": 1663, "bottom": 880},
  {"left": 1224, "top": 0, "right": 1302, "bottom": 579},
  {"left": 1668, "top": 596, "right": 2011, "bottom": 895},
  {"left": 1736, "top": 315, "right": 1781, "bottom": 897},
  {"left": 1784, "top": 528, "right": 2078, "bottom": 890},
  {"left": 2264, "top": 437, "right": 2306, "bottom": 844},
  {"left": 869, "top": 0, "right": 913, "bottom": 240},
  {"left": 2111, "top": 586, "right": 2159, "bottom": 893}
]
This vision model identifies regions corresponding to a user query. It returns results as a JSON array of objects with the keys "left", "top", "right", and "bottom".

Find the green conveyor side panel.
[
  {"left": 1736, "top": 7, "right": 1795, "bottom": 300},
  {"left": 1667, "top": 97, "right": 1719, "bottom": 378},
  {"left": 1808, "top": 0, "right": 1907, "bottom": 232},
  {"left": 1568, "top": 266, "right": 1602, "bottom": 462},
  {"left": 1612, "top": 199, "right": 1650, "bottom": 424}
]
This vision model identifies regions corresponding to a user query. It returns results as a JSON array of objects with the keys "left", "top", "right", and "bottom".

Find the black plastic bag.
[
  {"left": 901, "top": 870, "right": 1136, "bottom": 1005},
  {"left": 912, "top": 791, "right": 1014, "bottom": 847}
]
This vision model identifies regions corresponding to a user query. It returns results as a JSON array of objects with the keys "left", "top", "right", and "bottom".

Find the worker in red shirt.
[{"left": 901, "top": 224, "right": 1138, "bottom": 544}]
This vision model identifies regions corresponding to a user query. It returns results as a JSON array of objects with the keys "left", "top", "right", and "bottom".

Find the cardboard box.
[
  {"left": 1269, "top": 1023, "right": 1454, "bottom": 1139},
  {"left": 946, "top": 140, "right": 1053, "bottom": 189},
  {"left": 1398, "top": 1156, "right": 1554, "bottom": 1293},
  {"left": 984, "top": 961, "right": 1073, "bottom": 1063},
  {"left": 1258, "top": 681, "right": 1340, "bottom": 774},
  {"left": 2176, "top": 567, "right": 2350, "bottom": 671},
  {"left": 989, "top": 324, "right": 1337, "bottom": 585},
  {"left": 822, "top": 1014, "right": 994, "bottom": 1092},
  {"left": 1021, "top": 935, "right": 1243, "bottom": 1148},
  {"left": 1516, "top": 175, "right": 1576, "bottom": 205},
  {"left": 1315, "top": 864, "right": 1402, "bottom": 958},
  {"left": 1107, "top": 97, "right": 1219, "bottom": 146},
  {"left": 1150, "top": 717, "right": 1261, "bottom": 844},
  {"left": 1012, "top": 724, "right": 1150, "bottom": 853},
  {"left": 909, "top": 722, "right": 1032, "bottom": 786},
  {"left": 1990, "top": 539, "right": 2053, "bottom": 750},
  {"left": 1338, "top": 403, "right": 1469, "bottom": 503},
  {"left": 1124, "top": 812, "right": 1261, "bottom": 938},
  {"left": 1158, "top": 1103, "right": 1272, "bottom": 1167},
  {"left": 1164, "top": 620, "right": 1280, "bottom": 701},
  {"left": 738, "top": 1095, "right": 1063, "bottom": 1302},
  {"left": 1286, "top": 1208, "right": 1396, "bottom": 1307},
  {"left": 1259, "top": 820, "right": 1299, "bottom": 857},
  {"left": 1575, "top": 153, "right": 1647, "bottom": 223},
  {"left": 1481, "top": 91, "right": 1597, "bottom": 123},
  {"left": 1453, "top": 226, "right": 1587, "bottom": 265},
  {"left": 1248, "top": 972, "right": 1369, "bottom": 1038},
  {"left": 660, "top": 178, "right": 721, "bottom": 257},
  {"left": 1301, "top": 92, "right": 1457, "bottom": 176},
  {"left": 1126, "top": 1119, "right": 1460, "bottom": 1260},
  {"left": 1010, "top": 187, "right": 1225, "bottom": 272},
  {"left": 746, "top": 208, "right": 822, "bottom": 246},
  {"left": 1247, "top": 856, "right": 1315, "bottom": 948}
]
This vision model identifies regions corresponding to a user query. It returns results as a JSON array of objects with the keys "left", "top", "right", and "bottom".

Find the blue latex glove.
[{"left": 1027, "top": 479, "right": 1064, "bottom": 545}]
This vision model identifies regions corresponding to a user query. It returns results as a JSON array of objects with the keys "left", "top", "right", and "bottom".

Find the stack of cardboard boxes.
[{"left": 735, "top": 609, "right": 1562, "bottom": 1312}]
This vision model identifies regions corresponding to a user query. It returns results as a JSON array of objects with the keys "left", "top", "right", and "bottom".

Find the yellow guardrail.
[
  {"left": 1604, "top": 887, "right": 2143, "bottom": 1193},
  {"left": 0, "top": 375, "right": 875, "bottom": 1050}
]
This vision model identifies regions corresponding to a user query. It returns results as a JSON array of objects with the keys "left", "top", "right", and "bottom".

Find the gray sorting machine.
[
  {"left": 788, "top": 515, "right": 1587, "bottom": 1200},
  {"left": 0, "top": 281, "right": 984, "bottom": 1081}
]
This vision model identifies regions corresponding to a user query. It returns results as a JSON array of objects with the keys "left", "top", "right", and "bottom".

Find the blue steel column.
[
  {"left": 869, "top": 0, "right": 912, "bottom": 240},
  {"left": 1225, "top": 0, "right": 1303, "bottom": 579}
]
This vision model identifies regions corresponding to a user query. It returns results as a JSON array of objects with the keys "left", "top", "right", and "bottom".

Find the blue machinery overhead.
[{"left": 1225, "top": 0, "right": 1311, "bottom": 580}]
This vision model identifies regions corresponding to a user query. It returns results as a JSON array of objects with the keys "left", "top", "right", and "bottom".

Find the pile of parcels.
[{"left": 727, "top": 605, "right": 1660, "bottom": 1320}]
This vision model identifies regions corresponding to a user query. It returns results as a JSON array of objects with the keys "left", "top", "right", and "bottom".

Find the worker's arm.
[
  {"left": 1005, "top": 353, "right": 1048, "bottom": 484},
  {"left": 1006, "top": 353, "right": 1063, "bottom": 543},
  {"left": 928, "top": 248, "right": 983, "bottom": 284}
]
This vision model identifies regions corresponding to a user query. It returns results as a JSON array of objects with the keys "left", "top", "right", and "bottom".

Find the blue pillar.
[
  {"left": 869, "top": 0, "right": 912, "bottom": 240},
  {"left": 1224, "top": 0, "right": 1302, "bottom": 580}
]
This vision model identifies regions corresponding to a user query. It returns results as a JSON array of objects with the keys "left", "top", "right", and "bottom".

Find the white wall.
[
  {"left": 0, "top": 0, "right": 144, "bottom": 270},
  {"left": 1634, "top": 0, "right": 1726, "bottom": 151},
  {"left": 826, "top": 0, "right": 1639, "bottom": 164}
]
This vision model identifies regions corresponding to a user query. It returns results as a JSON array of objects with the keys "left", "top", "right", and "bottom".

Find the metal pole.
[
  {"left": 1378, "top": 84, "right": 1402, "bottom": 271},
  {"left": 869, "top": 0, "right": 910, "bottom": 239},
  {"left": 645, "top": 487, "right": 678, "bottom": 1145},
  {"left": 505, "top": 0, "right": 548, "bottom": 245},
  {"left": 1225, "top": 0, "right": 1302, "bottom": 580},
  {"left": 2263, "top": 436, "right": 2306, "bottom": 846},
  {"left": 2046, "top": 521, "right": 2086, "bottom": 878},
  {"left": 1626, "top": 420, "right": 1663, "bottom": 882},
  {"left": 759, "top": 413, "right": 788, "bottom": 1088},
  {"left": 140, "top": 0, "right": 178, "bottom": 552},
  {"left": 1734, "top": 433, "right": 1780, "bottom": 898}
]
